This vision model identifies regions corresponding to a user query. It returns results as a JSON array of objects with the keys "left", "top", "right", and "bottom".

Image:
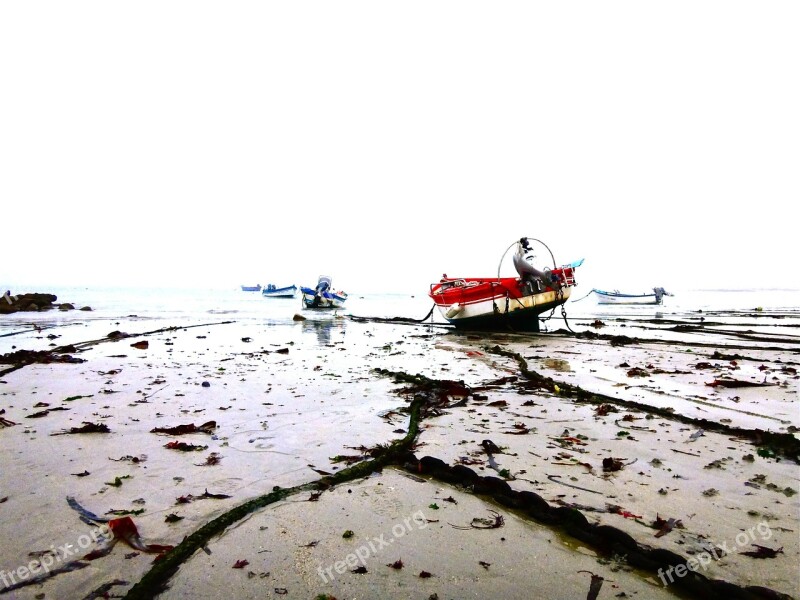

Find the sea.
[{"left": 2, "top": 285, "right": 800, "bottom": 340}]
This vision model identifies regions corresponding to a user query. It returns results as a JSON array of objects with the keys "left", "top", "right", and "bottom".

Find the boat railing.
[
  {"left": 554, "top": 265, "right": 577, "bottom": 286},
  {"left": 432, "top": 279, "right": 475, "bottom": 294}
]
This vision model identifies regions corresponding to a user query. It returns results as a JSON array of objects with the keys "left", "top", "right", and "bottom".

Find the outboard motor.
[
  {"left": 315, "top": 276, "right": 331, "bottom": 295},
  {"left": 513, "top": 238, "right": 560, "bottom": 294},
  {"left": 311, "top": 276, "right": 332, "bottom": 307}
]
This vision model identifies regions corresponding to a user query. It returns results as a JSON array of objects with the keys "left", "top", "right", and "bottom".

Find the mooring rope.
[
  {"left": 570, "top": 289, "right": 596, "bottom": 303},
  {"left": 347, "top": 303, "right": 440, "bottom": 326}
]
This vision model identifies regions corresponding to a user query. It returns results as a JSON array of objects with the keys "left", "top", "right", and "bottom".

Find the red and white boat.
[{"left": 429, "top": 237, "right": 582, "bottom": 332}]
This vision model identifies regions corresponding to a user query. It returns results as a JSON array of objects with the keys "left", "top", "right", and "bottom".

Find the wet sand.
[{"left": 0, "top": 307, "right": 798, "bottom": 599}]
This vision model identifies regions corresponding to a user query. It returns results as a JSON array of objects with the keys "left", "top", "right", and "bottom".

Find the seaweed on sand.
[{"left": 487, "top": 346, "right": 800, "bottom": 463}]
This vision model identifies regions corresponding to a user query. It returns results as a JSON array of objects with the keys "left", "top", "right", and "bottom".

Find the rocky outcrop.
[
  {"left": 0, "top": 292, "right": 92, "bottom": 314},
  {"left": 0, "top": 292, "right": 58, "bottom": 314}
]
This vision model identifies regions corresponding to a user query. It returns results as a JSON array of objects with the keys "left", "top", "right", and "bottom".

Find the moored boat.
[
  {"left": 592, "top": 287, "right": 669, "bottom": 305},
  {"left": 429, "top": 237, "right": 582, "bottom": 331},
  {"left": 240, "top": 284, "right": 262, "bottom": 292},
  {"left": 300, "top": 276, "right": 347, "bottom": 309},
  {"left": 262, "top": 284, "right": 297, "bottom": 298}
]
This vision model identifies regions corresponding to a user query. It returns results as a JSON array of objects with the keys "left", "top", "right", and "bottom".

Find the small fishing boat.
[
  {"left": 300, "top": 276, "right": 348, "bottom": 309},
  {"left": 262, "top": 284, "right": 297, "bottom": 298},
  {"left": 240, "top": 284, "right": 262, "bottom": 292},
  {"left": 592, "top": 287, "right": 669, "bottom": 305},
  {"left": 429, "top": 237, "right": 582, "bottom": 332}
]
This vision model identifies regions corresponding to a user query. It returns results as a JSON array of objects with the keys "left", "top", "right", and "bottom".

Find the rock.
[
  {"left": 58, "top": 303, "right": 75, "bottom": 311},
  {"left": 1, "top": 293, "right": 58, "bottom": 314},
  {"left": 79, "top": 306, "right": 92, "bottom": 311},
  {"left": 0, "top": 349, "right": 85, "bottom": 366}
]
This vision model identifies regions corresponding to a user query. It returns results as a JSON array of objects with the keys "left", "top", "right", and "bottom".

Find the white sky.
[{"left": 2, "top": 2, "right": 798, "bottom": 294}]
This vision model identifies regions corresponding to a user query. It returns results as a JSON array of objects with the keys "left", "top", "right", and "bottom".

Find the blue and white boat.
[
  {"left": 262, "top": 284, "right": 297, "bottom": 298},
  {"left": 592, "top": 287, "right": 670, "bottom": 305},
  {"left": 240, "top": 284, "right": 262, "bottom": 292},
  {"left": 300, "top": 276, "right": 347, "bottom": 309}
]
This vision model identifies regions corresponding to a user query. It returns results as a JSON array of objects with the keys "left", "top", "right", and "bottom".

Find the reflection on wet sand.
[{"left": 300, "top": 314, "right": 346, "bottom": 346}]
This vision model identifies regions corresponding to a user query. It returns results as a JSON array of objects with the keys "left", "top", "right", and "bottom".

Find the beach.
[{"left": 0, "top": 288, "right": 798, "bottom": 599}]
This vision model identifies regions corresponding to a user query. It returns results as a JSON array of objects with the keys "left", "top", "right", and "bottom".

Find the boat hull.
[
  {"left": 428, "top": 238, "right": 581, "bottom": 332},
  {"left": 300, "top": 291, "right": 347, "bottom": 309},
  {"left": 593, "top": 289, "right": 666, "bottom": 305},
  {"left": 596, "top": 295, "right": 660, "bottom": 305},
  {"left": 430, "top": 278, "right": 572, "bottom": 332},
  {"left": 262, "top": 285, "right": 297, "bottom": 298},
  {"left": 300, "top": 276, "right": 347, "bottom": 310}
]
